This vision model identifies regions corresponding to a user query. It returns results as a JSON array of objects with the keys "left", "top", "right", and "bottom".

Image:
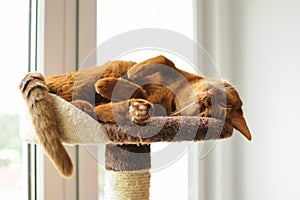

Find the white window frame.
[{"left": 29, "top": 0, "right": 98, "bottom": 199}]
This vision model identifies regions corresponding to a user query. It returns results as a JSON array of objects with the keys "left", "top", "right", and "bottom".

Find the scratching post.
[
  {"left": 104, "top": 144, "right": 151, "bottom": 199},
  {"left": 21, "top": 94, "right": 233, "bottom": 199}
]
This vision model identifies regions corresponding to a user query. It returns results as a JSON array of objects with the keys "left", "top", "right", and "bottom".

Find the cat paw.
[{"left": 128, "top": 99, "right": 153, "bottom": 125}]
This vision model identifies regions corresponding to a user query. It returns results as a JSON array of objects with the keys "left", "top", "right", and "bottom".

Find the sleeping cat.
[{"left": 20, "top": 55, "right": 251, "bottom": 177}]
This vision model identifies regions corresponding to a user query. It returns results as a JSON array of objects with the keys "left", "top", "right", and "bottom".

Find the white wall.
[
  {"left": 206, "top": 0, "right": 300, "bottom": 199},
  {"left": 239, "top": 1, "right": 300, "bottom": 199}
]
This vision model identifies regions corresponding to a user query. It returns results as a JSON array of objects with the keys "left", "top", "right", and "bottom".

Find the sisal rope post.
[
  {"left": 104, "top": 171, "right": 150, "bottom": 200},
  {"left": 104, "top": 144, "right": 151, "bottom": 200}
]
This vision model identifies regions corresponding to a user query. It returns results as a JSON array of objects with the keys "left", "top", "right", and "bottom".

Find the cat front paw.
[{"left": 128, "top": 99, "right": 153, "bottom": 125}]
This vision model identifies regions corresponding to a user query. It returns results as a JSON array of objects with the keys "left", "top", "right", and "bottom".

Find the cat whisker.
[{"left": 170, "top": 100, "right": 198, "bottom": 116}]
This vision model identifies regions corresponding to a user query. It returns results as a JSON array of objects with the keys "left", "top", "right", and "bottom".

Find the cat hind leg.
[
  {"left": 126, "top": 55, "right": 177, "bottom": 83},
  {"left": 95, "top": 77, "right": 147, "bottom": 101}
]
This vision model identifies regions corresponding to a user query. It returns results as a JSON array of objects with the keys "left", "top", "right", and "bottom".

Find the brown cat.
[{"left": 20, "top": 55, "right": 251, "bottom": 178}]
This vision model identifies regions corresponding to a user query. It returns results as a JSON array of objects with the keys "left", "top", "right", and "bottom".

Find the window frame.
[{"left": 28, "top": 0, "right": 98, "bottom": 199}]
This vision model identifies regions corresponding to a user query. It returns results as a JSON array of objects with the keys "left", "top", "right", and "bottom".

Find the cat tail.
[{"left": 20, "top": 73, "right": 74, "bottom": 178}]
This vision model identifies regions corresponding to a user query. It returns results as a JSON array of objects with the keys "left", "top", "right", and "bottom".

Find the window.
[
  {"left": 0, "top": 1, "right": 29, "bottom": 199},
  {"left": 97, "top": 1, "right": 193, "bottom": 199}
]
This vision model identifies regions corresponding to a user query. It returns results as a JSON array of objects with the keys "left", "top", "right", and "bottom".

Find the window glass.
[
  {"left": 0, "top": 1, "right": 28, "bottom": 199},
  {"left": 97, "top": 1, "right": 193, "bottom": 199}
]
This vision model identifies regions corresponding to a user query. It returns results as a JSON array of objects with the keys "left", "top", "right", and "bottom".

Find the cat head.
[{"left": 192, "top": 78, "right": 252, "bottom": 141}]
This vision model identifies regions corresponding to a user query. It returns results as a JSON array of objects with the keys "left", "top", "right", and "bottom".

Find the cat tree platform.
[{"left": 21, "top": 94, "right": 233, "bottom": 199}]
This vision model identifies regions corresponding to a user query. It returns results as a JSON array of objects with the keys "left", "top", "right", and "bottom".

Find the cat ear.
[
  {"left": 127, "top": 55, "right": 177, "bottom": 84},
  {"left": 231, "top": 110, "right": 252, "bottom": 141}
]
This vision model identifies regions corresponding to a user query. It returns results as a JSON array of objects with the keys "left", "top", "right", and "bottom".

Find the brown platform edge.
[{"left": 101, "top": 116, "right": 233, "bottom": 145}]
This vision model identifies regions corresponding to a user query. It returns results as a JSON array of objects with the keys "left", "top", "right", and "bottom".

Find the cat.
[{"left": 20, "top": 55, "right": 251, "bottom": 178}]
